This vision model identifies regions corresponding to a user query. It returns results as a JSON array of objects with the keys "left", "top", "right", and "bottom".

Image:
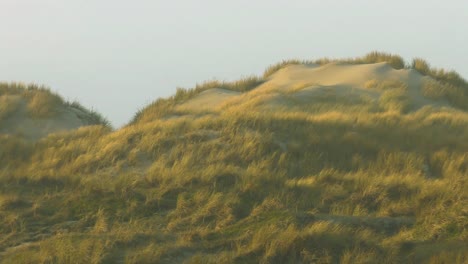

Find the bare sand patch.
[
  {"left": 176, "top": 88, "right": 241, "bottom": 112},
  {"left": 234, "top": 62, "right": 440, "bottom": 110},
  {"left": 168, "top": 62, "right": 449, "bottom": 116}
]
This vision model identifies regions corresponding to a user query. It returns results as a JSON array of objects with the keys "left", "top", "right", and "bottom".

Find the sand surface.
[
  {"left": 257, "top": 62, "right": 430, "bottom": 105},
  {"left": 177, "top": 88, "right": 241, "bottom": 112},
  {"left": 177, "top": 62, "right": 439, "bottom": 113},
  {"left": 0, "top": 98, "right": 95, "bottom": 141}
]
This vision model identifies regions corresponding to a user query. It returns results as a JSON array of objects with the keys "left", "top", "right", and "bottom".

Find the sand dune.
[
  {"left": 1, "top": 61, "right": 455, "bottom": 140},
  {"left": 257, "top": 62, "right": 426, "bottom": 99},
  {"left": 178, "top": 62, "right": 439, "bottom": 113},
  {"left": 0, "top": 98, "right": 98, "bottom": 141},
  {"left": 176, "top": 88, "right": 241, "bottom": 112}
]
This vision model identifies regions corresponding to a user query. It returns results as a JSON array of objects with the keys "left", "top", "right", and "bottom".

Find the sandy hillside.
[
  {"left": 0, "top": 97, "right": 102, "bottom": 141},
  {"left": 0, "top": 61, "right": 456, "bottom": 139},
  {"left": 176, "top": 88, "right": 241, "bottom": 112},
  {"left": 177, "top": 62, "right": 439, "bottom": 113}
]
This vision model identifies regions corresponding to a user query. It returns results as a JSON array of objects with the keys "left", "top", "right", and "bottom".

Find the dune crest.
[
  {"left": 0, "top": 99, "right": 98, "bottom": 141},
  {"left": 176, "top": 62, "right": 442, "bottom": 115},
  {"left": 0, "top": 83, "right": 110, "bottom": 140}
]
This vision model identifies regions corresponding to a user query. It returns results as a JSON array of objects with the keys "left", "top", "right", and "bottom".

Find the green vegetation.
[{"left": 1, "top": 54, "right": 467, "bottom": 263}]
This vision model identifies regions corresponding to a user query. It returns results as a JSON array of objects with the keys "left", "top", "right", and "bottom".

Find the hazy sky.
[{"left": 1, "top": 0, "right": 467, "bottom": 127}]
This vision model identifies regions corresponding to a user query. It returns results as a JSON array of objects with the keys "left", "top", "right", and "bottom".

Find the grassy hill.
[{"left": 0, "top": 52, "right": 467, "bottom": 263}]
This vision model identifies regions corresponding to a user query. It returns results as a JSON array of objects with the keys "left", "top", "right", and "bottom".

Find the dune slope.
[
  {"left": 0, "top": 83, "right": 110, "bottom": 140},
  {"left": 135, "top": 60, "right": 463, "bottom": 124},
  {"left": 0, "top": 53, "right": 467, "bottom": 263}
]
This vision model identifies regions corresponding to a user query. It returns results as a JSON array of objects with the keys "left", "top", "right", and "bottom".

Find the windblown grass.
[
  {"left": 0, "top": 95, "right": 22, "bottom": 122},
  {"left": 1, "top": 55, "right": 467, "bottom": 263},
  {"left": 0, "top": 82, "right": 111, "bottom": 127},
  {"left": 263, "top": 59, "right": 312, "bottom": 78},
  {"left": 133, "top": 51, "right": 468, "bottom": 125},
  {"left": 2, "top": 105, "right": 467, "bottom": 263},
  {"left": 129, "top": 76, "right": 264, "bottom": 124},
  {"left": 64, "top": 101, "right": 112, "bottom": 127},
  {"left": 420, "top": 74, "right": 468, "bottom": 111},
  {"left": 0, "top": 82, "right": 63, "bottom": 118}
]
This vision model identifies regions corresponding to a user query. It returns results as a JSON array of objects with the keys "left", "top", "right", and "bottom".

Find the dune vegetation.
[
  {"left": 0, "top": 82, "right": 110, "bottom": 127},
  {"left": 0, "top": 52, "right": 467, "bottom": 263}
]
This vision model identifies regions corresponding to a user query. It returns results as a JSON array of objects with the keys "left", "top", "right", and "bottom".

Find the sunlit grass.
[
  {"left": 0, "top": 95, "right": 22, "bottom": 122},
  {"left": 0, "top": 82, "right": 111, "bottom": 128},
  {"left": 1, "top": 54, "right": 468, "bottom": 263}
]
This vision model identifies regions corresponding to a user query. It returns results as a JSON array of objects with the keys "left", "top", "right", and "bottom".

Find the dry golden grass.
[
  {"left": 1, "top": 54, "right": 468, "bottom": 263},
  {"left": 0, "top": 95, "right": 23, "bottom": 122},
  {"left": 0, "top": 82, "right": 110, "bottom": 126},
  {"left": 26, "top": 90, "right": 63, "bottom": 118},
  {"left": 421, "top": 79, "right": 468, "bottom": 110}
]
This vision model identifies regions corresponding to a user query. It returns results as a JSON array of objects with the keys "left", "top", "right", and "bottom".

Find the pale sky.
[{"left": 1, "top": 0, "right": 467, "bottom": 127}]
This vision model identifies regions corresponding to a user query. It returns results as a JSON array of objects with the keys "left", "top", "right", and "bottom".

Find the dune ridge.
[{"left": 168, "top": 61, "right": 449, "bottom": 117}]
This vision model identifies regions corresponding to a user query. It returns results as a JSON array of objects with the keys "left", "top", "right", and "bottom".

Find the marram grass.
[{"left": 0, "top": 53, "right": 467, "bottom": 263}]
